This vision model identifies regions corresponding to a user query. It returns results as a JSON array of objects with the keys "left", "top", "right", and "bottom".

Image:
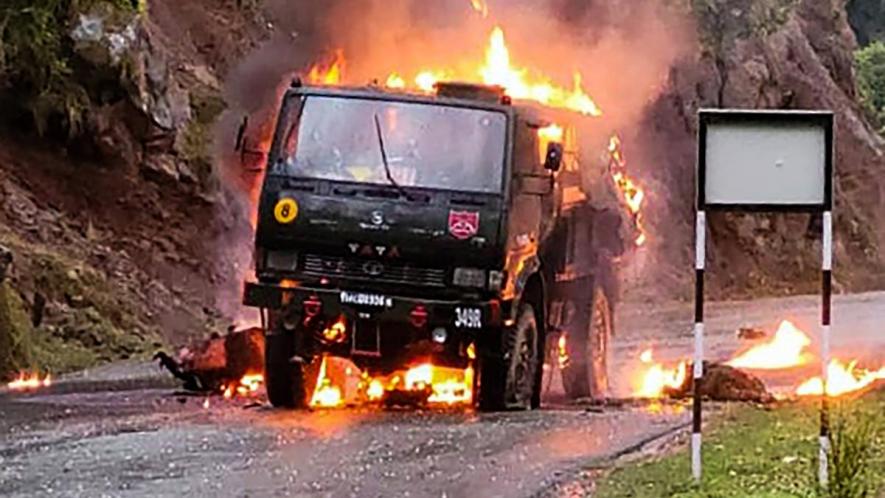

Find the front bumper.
[{"left": 243, "top": 281, "right": 503, "bottom": 330}]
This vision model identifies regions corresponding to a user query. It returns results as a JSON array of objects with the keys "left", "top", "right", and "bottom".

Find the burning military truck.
[{"left": 240, "top": 80, "right": 635, "bottom": 410}]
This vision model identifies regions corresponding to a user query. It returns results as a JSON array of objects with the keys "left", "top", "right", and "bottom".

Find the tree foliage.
[
  {"left": 856, "top": 40, "right": 885, "bottom": 133},
  {"left": 0, "top": 0, "right": 137, "bottom": 136}
]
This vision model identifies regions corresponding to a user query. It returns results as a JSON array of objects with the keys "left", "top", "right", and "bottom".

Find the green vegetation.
[
  {"left": 179, "top": 89, "right": 226, "bottom": 182},
  {"left": 595, "top": 391, "right": 885, "bottom": 498},
  {"left": 691, "top": 0, "right": 798, "bottom": 57},
  {"left": 856, "top": 41, "right": 885, "bottom": 133},
  {"left": 0, "top": 0, "right": 139, "bottom": 135},
  {"left": 0, "top": 229, "right": 161, "bottom": 377}
]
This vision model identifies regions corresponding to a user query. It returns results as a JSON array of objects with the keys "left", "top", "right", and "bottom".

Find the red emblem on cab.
[{"left": 448, "top": 211, "right": 480, "bottom": 240}]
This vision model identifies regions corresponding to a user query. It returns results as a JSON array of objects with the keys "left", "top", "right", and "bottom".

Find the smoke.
[{"left": 211, "top": 0, "right": 694, "bottom": 320}]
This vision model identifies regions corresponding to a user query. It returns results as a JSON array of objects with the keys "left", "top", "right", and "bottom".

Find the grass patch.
[{"left": 595, "top": 391, "right": 885, "bottom": 497}]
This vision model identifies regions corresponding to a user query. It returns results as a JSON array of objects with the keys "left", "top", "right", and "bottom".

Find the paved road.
[{"left": 1, "top": 292, "right": 882, "bottom": 498}]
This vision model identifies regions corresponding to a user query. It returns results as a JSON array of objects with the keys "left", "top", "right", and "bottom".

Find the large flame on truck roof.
[{"left": 306, "top": 26, "right": 602, "bottom": 117}]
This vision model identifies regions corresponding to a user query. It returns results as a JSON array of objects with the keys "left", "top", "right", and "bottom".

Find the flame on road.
[
  {"left": 796, "top": 360, "right": 885, "bottom": 397},
  {"left": 222, "top": 372, "right": 264, "bottom": 400},
  {"left": 7, "top": 372, "right": 52, "bottom": 391},
  {"left": 402, "top": 363, "right": 475, "bottom": 405},
  {"left": 311, "top": 356, "right": 344, "bottom": 408},
  {"left": 726, "top": 320, "right": 812, "bottom": 370},
  {"left": 635, "top": 349, "right": 687, "bottom": 398}
]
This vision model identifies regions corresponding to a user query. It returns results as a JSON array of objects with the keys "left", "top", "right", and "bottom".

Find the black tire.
[
  {"left": 264, "top": 326, "right": 307, "bottom": 409},
  {"left": 561, "top": 286, "right": 612, "bottom": 400},
  {"left": 478, "top": 302, "right": 540, "bottom": 411}
]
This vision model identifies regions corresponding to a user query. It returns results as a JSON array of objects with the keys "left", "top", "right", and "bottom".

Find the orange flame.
[
  {"left": 557, "top": 333, "right": 569, "bottom": 369},
  {"left": 726, "top": 320, "right": 812, "bottom": 370},
  {"left": 403, "top": 363, "right": 474, "bottom": 404},
  {"left": 306, "top": 26, "right": 601, "bottom": 116},
  {"left": 7, "top": 372, "right": 52, "bottom": 391},
  {"left": 469, "top": 0, "right": 489, "bottom": 17},
  {"left": 428, "top": 367, "right": 474, "bottom": 404},
  {"left": 221, "top": 372, "right": 264, "bottom": 399},
  {"left": 307, "top": 50, "right": 345, "bottom": 85},
  {"left": 322, "top": 317, "right": 348, "bottom": 344},
  {"left": 635, "top": 349, "right": 687, "bottom": 398},
  {"left": 796, "top": 360, "right": 885, "bottom": 397},
  {"left": 385, "top": 72, "right": 406, "bottom": 89},
  {"left": 608, "top": 135, "right": 647, "bottom": 247},
  {"left": 310, "top": 356, "right": 344, "bottom": 408}
]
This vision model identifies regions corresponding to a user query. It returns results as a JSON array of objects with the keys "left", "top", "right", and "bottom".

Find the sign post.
[{"left": 694, "top": 109, "right": 834, "bottom": 484}]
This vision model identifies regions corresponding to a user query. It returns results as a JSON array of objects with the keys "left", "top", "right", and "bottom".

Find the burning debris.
[
  {"left": 155, "top": 327, "right": 265, "bottom": 397},
  {"left": 667, "top": 362, "right": 775, "bottom": 404},
  {"left": 156, "top": 327, "right": 475, "bottom": 409},
  {"left": 636, "top": 320, "right": 885, "bottom": 401}
]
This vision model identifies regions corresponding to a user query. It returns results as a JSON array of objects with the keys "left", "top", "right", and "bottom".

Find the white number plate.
[
  {"left": 455, "top": 307, "right": 482, "bottom": 329},
  {"left": 340, "top": 291, "right": 393, "bottom": 308}
]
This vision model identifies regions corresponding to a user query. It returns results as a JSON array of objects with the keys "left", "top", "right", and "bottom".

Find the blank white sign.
[{"left": 705, "top": 121, "right": 826, "bottom": 205}]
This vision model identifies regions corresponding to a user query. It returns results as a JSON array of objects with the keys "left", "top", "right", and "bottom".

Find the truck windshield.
[{"left": 272, "top": 95, "right": 508, "bottom": 194}]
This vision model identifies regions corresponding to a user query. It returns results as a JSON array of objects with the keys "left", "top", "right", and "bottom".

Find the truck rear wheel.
[
  {"left": 561, "top": 286, "right": 611, "bottom": 400},
  {"left": 264, "top": 322, "right": 307, "bottom": 409},
  {"left": 478, "top": 302, "right": 540, "bottom": 411}
]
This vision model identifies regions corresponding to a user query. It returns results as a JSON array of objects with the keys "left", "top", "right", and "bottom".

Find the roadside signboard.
[{"left": 693, "top": 109, "right": 834, "bottom": 485}]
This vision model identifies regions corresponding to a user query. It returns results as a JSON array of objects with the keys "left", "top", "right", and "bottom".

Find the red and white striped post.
[
  {"left": 692, "top": 211, "right": 706, "bottom": 482},
  {"left": 819, "top": 210, "right": 833, "bottom": 486}
]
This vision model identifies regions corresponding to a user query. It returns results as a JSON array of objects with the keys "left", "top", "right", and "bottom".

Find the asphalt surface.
[{"left": 1, "top": 292, "right": 883, "bottom": 498}]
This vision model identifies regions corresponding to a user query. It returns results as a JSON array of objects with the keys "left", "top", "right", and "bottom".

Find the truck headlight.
[
  {"left": 266, "top": 251, "right": 299, "bottom": 272},
  {"left": 453, "top": 267, "right": 486, "bottom": 288}
]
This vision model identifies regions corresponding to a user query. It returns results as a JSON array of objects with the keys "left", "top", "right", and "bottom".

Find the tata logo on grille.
[
  {"left": 448, "top": 211, "right": 480, "bottom": 240},
  {"left": 362, "top": 261, "right": 385, "bottom": 276}
]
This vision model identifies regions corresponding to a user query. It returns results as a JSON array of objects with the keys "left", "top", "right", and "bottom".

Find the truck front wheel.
[
  {"left": 478, "top": 302, "right": 540, "bottom": 411},
  {"left": 264, "top": 319, "right": 307, "bottom": 409},
  {"left": 561, "top": 286, "right": 612, "bottom": 400}
]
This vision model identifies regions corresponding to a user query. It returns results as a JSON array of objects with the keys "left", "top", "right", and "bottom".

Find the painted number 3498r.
[{"left": 455, "top": 307, "right": 482, "bottom": 329}]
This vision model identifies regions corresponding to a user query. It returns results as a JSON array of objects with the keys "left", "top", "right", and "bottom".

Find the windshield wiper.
[{"left": 373, "top": 113, "right": 411, "bottom": 200}]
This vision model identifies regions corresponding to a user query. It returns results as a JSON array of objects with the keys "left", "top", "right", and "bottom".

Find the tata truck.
[{"left": 241, "top": 80, "right": 628, "bottom": 410}]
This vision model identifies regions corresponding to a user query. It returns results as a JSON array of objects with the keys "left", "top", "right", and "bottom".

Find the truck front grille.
[{"left": 302, "top": 254, "right": 447, "bottom": 288}]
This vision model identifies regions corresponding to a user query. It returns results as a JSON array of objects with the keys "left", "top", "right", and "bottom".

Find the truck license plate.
[
  {"left": 340, "top": 291, "right": 393, "bottom": 308},
  {"left": 455, "top": 307, "right": 482, "bottom": 329}
]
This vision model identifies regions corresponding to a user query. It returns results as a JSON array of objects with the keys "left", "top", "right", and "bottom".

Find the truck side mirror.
[
  {"left": 544, "top": 142, "right": 563, "bottom": 172},
  {"left": 234, "top": 115, "right": 268, "bottom": 172}
]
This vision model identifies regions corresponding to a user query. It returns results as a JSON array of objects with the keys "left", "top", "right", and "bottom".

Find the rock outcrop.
[{"left": 634, "top": 0, "right": 885, "bottom": 299}]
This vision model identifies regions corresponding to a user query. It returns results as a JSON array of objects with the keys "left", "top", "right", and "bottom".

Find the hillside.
[{"left": 1, "top": 0, "right": 883, "bottom": 375}]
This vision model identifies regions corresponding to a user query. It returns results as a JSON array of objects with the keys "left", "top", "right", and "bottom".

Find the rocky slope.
[{"left": 632, "top": 0, "right": 885, "bottom": 299}]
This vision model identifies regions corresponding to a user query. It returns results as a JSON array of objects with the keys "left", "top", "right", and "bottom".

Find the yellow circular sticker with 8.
[{"left": 274, "top": 198, "right": 299, "bottom": 224}]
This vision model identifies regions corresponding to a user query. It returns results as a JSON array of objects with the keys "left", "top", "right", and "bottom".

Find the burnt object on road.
[
  {"left": 737, "top": 327, "right": 767, "bottom": 341},
  {"left": 155, "top": 327, "right": 265, "bottom": 392},
  {"left": 665, "top": 361, "right": 774, "bottom": 403}
]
